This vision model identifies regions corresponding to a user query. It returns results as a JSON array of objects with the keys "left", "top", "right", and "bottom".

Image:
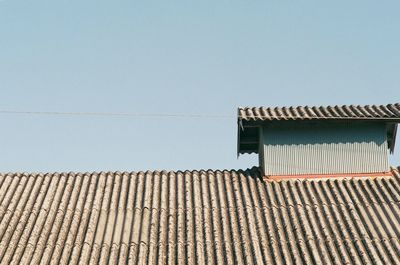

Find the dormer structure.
[{"left": 238, "top": 103, "right": 400, "bottom": 178}]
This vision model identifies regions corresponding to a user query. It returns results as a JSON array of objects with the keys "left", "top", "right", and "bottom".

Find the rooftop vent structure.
[{"left": 237, "top": 103, "right": 400, "bottom": 178}]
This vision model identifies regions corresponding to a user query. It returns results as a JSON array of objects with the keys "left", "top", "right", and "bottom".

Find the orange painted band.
[{"left": 266, "top": 171, "right": 393, "bottom": 181}]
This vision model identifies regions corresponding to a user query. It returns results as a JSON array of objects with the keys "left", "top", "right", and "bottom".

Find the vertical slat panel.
[{"left": 262, "top": 123, "right": 389, "bottom": 176}]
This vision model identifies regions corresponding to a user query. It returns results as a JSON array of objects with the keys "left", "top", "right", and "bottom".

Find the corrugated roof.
[
  {"left": 1, "top": 167, "right": 400, "bottom": 264},
  {"left": 238, "top": 103, "right": 400, "bottom": 121}
]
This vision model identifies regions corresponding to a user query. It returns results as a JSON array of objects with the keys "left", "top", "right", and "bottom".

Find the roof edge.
[
  {"left": 0, "top": 166, "right": 263, "bottom": 177},
  {"left": 238, "top": 103, "right": 400, "bottom": 122}
]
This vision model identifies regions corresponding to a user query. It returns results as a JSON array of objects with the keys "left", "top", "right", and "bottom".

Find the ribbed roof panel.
[
  {"left": 1, "top": 167, "right": 400, "bottom": 264},
  {"left": 239, "top": 103, "right": 400, "bottom": 121}
]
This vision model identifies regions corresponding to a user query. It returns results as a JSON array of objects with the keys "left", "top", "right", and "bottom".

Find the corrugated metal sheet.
[
  {"left": 261, "top": 124, "right": 389, "bottom": 175},
  {"left": 1, "top": 168, "right": 400, "bottom": 264},
  {"left": 239, "top": 103, "right": 400, "bottom": 121}
]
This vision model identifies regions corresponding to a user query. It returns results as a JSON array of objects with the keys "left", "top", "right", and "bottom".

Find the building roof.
[
  {"left": 238, "top": 103, "right": 400, "bottom": 154},
  {"left": 238, "top": 103, "right": 400, "bottom": 121},
  {"left": 1, "top": 167, "right": 400, "bottom": 264}
]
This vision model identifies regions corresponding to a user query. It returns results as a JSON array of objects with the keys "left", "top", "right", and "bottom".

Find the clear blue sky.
[{"left": 1, "top": 1, "right": 399, "bottom": 172}]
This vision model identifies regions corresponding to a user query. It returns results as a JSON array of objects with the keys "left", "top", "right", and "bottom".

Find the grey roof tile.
[
  {"left": 239, "top": 103, "right": 400, "bottom": 121},
  {"left": 1, "top": 168, "right": 400, "bottom": 264}
]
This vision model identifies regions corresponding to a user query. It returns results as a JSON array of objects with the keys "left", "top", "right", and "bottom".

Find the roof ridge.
[
  {"left": 238, "top": 102, "right": 400, "bottom": 110},
  {"left": 0, "top": 166, "right": 262, "bottom": 176},
  {"left": 238, "top": 103, "right": 400, "bottom": 124}
]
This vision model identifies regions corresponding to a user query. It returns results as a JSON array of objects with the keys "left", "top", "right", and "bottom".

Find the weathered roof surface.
[
  {"left": 239, "top": 103, "right": 400, "bottom": 121},
  {"left": 1, "top": 167, "right": 400, "bottom": 264}
]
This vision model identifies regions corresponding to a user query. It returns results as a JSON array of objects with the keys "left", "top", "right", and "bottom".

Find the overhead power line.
[{"left": 0, "top": 110, "right": 234, "bottom": 119}]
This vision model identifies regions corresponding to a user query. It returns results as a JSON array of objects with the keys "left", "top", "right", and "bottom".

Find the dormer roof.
[
  {"left": 239, "top": 103, "right": 400, "bottom": 121},
  {"left": 238, "top": 103, "right": 400, "bottom": 155}
]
